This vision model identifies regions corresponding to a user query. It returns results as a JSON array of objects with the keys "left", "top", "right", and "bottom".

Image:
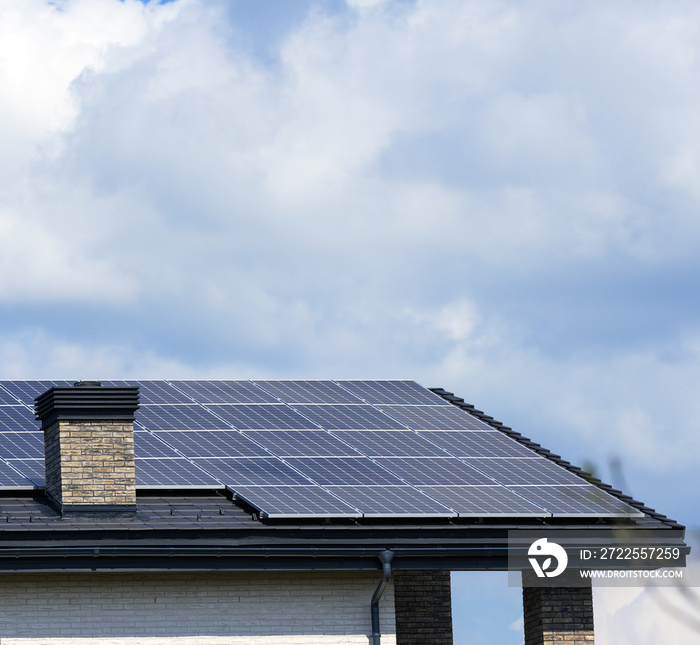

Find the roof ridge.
[{"left": 429, "top": 388, "right": 684, "bottom": 530}]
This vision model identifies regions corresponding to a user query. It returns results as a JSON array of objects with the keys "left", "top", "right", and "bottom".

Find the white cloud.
[
  {"left": 6, "top": 0, "right": 700, "bottom": 286},
  {"left": 595, "top": 558, "right": 700, "bottom": 645},
  {"left": 0, "top": 0, "right": 178, "bottom": 171},
  {"left": 0, "top": 329, "right": 183, "bottom": 379},
  {"left": 345, "top": 0, "right": 389, "bottom": 10},
  {"left": 0, "top": 199, "right": 138, "bottom": 303}
]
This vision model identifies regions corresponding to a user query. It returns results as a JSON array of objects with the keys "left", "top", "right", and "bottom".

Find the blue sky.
[{"left": 1, "top": 1, "right": 699, "bottom": 642}]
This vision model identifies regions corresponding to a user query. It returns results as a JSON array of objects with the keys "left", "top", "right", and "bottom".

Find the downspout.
[{"left": 371, "top": 549, "right": 394, "bottom": 645}]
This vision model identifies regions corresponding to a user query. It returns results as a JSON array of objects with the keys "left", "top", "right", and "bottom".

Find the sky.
[{"left": 1, "top": 0, "right": 699, "bottom": 642}]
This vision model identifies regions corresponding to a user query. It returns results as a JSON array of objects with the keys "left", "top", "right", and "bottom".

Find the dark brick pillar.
[
  {"left": 522, "top": 573, "right": 594, "bottom": 645},
  {"left": 394, "top": 570, "right": 453, "bottom": 645}
]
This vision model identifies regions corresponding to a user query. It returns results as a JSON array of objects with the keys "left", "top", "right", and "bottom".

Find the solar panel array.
[{"left": 0, "top": 380, "right": 642, "bottom": 520}]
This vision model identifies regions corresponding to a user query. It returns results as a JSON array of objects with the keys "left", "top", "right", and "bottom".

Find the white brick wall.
[{"left": 0, "top": 571, "right": 396, "bottom": 645}]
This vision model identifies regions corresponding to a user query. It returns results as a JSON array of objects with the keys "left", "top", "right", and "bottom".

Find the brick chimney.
[{"left": 35, "top": 381, "right": 139, "bottom": 517}]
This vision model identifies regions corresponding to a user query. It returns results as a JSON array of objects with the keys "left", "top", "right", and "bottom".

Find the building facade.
[{"left": 0, "top": 380, "right": 686, "bottom": 644}]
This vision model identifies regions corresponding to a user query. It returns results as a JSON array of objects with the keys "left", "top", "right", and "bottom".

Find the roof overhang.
[{"left": 0, "top": 525, "right": 688, "bottom": 573}]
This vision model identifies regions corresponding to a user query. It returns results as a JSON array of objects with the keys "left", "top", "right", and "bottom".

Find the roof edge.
[{"left": 429, "top": 387, "right": 684, "bottom": 531}]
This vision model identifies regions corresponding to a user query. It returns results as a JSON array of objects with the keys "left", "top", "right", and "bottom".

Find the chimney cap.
[
  {"left": 73, "top": 380, "right": 102, "bottom": 387},
  {"left": 34, "top": 385, "right": 139, "bottom": 427}
]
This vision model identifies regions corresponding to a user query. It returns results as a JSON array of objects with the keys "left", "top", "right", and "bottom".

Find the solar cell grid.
[
  {"left": 231, "top": 485, "right": 360, "bottom": 517},
  {"left": 134, "top": 432, "right": 182, "bottom": 459},
  {"left": 243, "top": 430, "right": 360, "bottom": 457},
  {"left": 136, "top": 458, "right": 221, "bottom": 487},
  {"left": 514, "top": 485, "right": 643, "bottom": 517},
  {"left": 283, "top": 457, "right": 406, "bottom": 486},
  {"left": 290, "top": 404, "right": 405, "bottom": 430},
  {"left": 170, "top": 381, "right": 278, "bottom": 404},
  {"left": 332, "top": 431, "right": 448, "bottom": 457},
  {"left": 192, "top": 457, "right": 311, "bottom": 486},
  {"left": 5, "top": 458, "right": 45, "bottom": 487},
  {"left": 336, "top": 380, "right": 451, "bottom": 406},
  {"left": 205, "top": 404, "right": 315, "bottom": 430},
  {"left": 463, "top": 458, "right": 586, "bottom": 486},
  {"left": 420, "top": 430, "right": 538, "bottom": 458},
  {"left": 379, "top": 405, "right": 491, "bottom": 430},
  {"left": 0, "top": 459, "right": 39, "bottom": 488},
  {"left": 374, "top": 457, "right": 494, "bottom": 486},
  {"left": 0, "top": 407, "right": 39, "bottom": 432},
  {"left": 325, "top": 485, "right": 454, "bottom": 517},
  {"left": 0, "top": 432, "right": 43, "bottom": 459},
  {"left": 0, "top": 385, "right": 24, "bottom": 405},
  {"left": 0, "top": 381, "right": 72, "bottom": 405},
  {"left": 416, "top": 485, "right": 548, "bottom": 516},
  {"left": 104, "top": 380, "right": 191, "bottom": 405},
  {"left": 135, "top": 405, "right": 232, "bottom": 431},
  {"left": 0, "top": 379, "right": 645, "bottom": 520},
  {"left": 254, "top": 380, "right": 363, "bottom": 404},
  {"left": 154, "top": 430, "right": 268, "bottom": 458}
]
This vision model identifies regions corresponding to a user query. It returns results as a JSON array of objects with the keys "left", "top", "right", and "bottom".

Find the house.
[{"left": 0, "top": 379, "right": 688, "bottom": 645}]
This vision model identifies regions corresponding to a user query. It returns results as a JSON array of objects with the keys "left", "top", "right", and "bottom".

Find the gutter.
[
  {"left": 0, "top": 544, "right": 505, "bottom": 559},
  {"left": 0, "top": 537, "right": 686, "bottom": 560},
  {"left": 0, "top": 539, "right": 688, "bottom": 572},
  {"left": 0, "top": 544, "right": 506, "bottom": 572}
]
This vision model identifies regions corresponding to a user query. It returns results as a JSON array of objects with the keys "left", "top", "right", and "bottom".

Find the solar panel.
[
  {"left": 325, "top": 485, "right": 454, "bottom": 517},
  {"left": 417, "top": 486, "right": 548, "bottom": 517},
  {"left": 231, "top": 485, "right": 360, "bottom": 518},
  {"left": 192, "top": 457, "right": 311, "bottom": 486},
  {"left": 463, "top": 458, "right": 586, "bottom": 486},
  {"left": 0, "top": 406, "right": 39, "bottom": 432},
  {"left": 378, "top": 405, "right": 491, "bottom": 430},
  {"left": 284, "top": 457, "right": 407, "bottom": 487},
  {"left": 170, "top": 380, "right": 278, "bottom": 404},
  {"left": 0, "top": 379, "right": 645, "bottom": 520},
  {"left": 374, "top": 457, "right": 495, "bottom": 486},
  {"left": 134, "top": 432, "right": 183, "bottom": 459},
  {"left": 336, "top": 380, "right": 451, "bottom": 406},
  {"left": 136, "top": 458, "right": 221, "bottom": 487},
  {"left": 514, "top": 485, "right": 644, "bottom": 517},
  {"left": 290, "top": 404, "right": 405, "bottom": 430},
  {"left": 154, "top": 430, "right": 268, "bottom": 458},
  {"left": 332, "top": 430, "right": 448, "bottom": 457},
  {"left": 243, "top": 430, "right": 361, "bottom": 457},
  {"left": 0, "top": 432, "right": 43, "bottom": 459},
  {"left": 0, "top": 380, "right": 72, "bottom": 404},
  {"left": 5, "top": 458, "right": 45, "bottom": 487},
  {"left": 254, "top": 380, "right": 363, "bottom": 404},
  {"left": 0, "top": 386, "right": 25, "bottom": 405},
  {"left": 136, "top": 405, "right": 232, "bottom": 431},
  {"left": 204, "top": 404, "right": 315, "bottom": 430},
  {"left": 0, "top": 459, "right": 40, "bottom": 488},
  {"left": 420, "top": 430, "right": 538, "bottom": 458},
  {"left": 103, "top": 380, "right": 191, "bottom": 405}
]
